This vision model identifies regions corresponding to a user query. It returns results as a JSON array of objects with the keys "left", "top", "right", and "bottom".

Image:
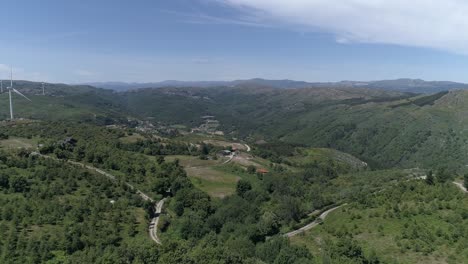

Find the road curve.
[
  {"left": 284, "top": 180, "right": 465, "bottom": 239},
  {"left": 244, "top": 144, "right": 251, "bottom": 152},
  {"left": 149, "top": 198, "right": 166, "bottom": 245},
  {"left": 223, "top": 153, "right": 235, "bottom": 164},
  {"left": 31, "top": 152, "right": 164, "bottom": 244},
  {"left": 284, "top": 204, "right": 346, "bottom": 238}
]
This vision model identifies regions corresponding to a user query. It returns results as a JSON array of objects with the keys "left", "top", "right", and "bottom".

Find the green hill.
[
  {"left": 118, "top": 86, "right": 468, "bottom": 170},
  {"left": 0, "top": 82, "right": 127, "bottom": 123},
  {"left": 3, "top": 82, "right": 468, "bottom": 171},
  {"left": 1, "top": 85, "right": 467, "bottom": 263}
]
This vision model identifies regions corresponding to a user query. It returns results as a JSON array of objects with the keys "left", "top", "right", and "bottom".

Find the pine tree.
[{"left": 425, "top": 170, "right": 434, "bottom": 185}]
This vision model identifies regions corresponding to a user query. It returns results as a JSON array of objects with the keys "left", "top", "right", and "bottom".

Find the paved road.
[
  {"left": 149, "top": 198, "right": 166, "bottom": 245},
  {"left": 31, "top": 152, "right": 164, "bottom": 244},
  {"left": 284, "top": 176, "right": 465, "bottom": 239},
  {"left": 284, "top": 204, "right": 345, "bottom": 238}
]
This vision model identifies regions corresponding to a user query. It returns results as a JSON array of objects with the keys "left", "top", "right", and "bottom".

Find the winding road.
[
  {"left": 284, "top": 177, "right": 467, "bottom": 238},
  {"left": 284, "top": 204, "right": 346, "bottom": 238},
  {"left": 31, "top": 152, "right": 165, "bottom": 245},
  {"left": 149, "top": 198, "right": 166, "bottom": 245},
  {"left": 244, "top": 144, "right": 251, "bottom": 152}
]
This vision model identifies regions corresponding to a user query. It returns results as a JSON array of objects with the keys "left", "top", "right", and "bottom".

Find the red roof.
[{"left": 257, "top": 168, "right": 269, "bottom": 174}]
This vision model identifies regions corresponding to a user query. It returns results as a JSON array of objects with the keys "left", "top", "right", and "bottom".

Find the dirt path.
[
  {"left": 284, "top": 204, "right": 346, "bottom": 238},
  {"left": 222, "top": 153, "right": 235, "bottom": 164},
  {"left": 453, "top": 182, "right": 468, "bottom": 193},
  {"left": 244, "top": 144, "right": 251, "bottom": 152}
]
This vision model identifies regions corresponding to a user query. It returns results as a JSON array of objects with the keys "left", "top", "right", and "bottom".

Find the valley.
[
  {"left": 6, "top": 1, "right": 468, "bottom": 263},
  {"left": 0, "top": 81, "right": 467, "bottom": 263}
]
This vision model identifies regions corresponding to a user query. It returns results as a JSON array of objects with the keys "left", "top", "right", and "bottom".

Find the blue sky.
[{"left": 2, "top": 0, "right": 468, "bottom": 83}]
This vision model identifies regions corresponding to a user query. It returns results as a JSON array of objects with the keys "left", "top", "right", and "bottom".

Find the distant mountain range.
[{"left": 83, "top": 78, "right": 468, "bottom": 94}]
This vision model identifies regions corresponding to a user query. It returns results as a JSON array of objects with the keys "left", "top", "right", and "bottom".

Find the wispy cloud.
[
  {"left": 160, "top": 9, "right": 272, "bottom": 28},
  {"left": 216, "top": 0, "right": 468, "bottom": 54}
]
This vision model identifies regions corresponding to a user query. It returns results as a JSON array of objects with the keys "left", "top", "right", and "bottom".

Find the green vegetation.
[
  {"left": 2, "top": 120, "right": 403, "bottom": 263},
  {"left": 117, "top": 86, "right": 468, "bottom": 171},
  {"left": 1, "top": 82, "right": 468, "bottom": 263},
  {"left": 165, "top": 155, "right": 242, "bottom": 198},
  {"left": 291, "top": 181, "right": 468, "bottom": 263},
  {"left": 0, "top": 136, "right": 39, "bottom": 150},
  {"left": 0, "top": 150, "right": 156, "bottom": 263}
]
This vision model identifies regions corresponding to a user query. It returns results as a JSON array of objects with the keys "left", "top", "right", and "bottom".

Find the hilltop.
[
  {"left": 4, "top": 80, "right": 468, "bottom": 171},
  {"left": 85, "top": 78, "right": 468, "bottom": 93}
]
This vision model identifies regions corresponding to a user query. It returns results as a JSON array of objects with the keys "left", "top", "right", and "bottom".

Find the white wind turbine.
[{"left": 6, "top": 67, "right": 31, "bottom": 120}]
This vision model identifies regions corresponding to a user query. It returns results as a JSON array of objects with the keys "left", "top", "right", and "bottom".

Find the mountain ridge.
[{"left": 83, "top": 78, "right": 468, "bottom": 93}]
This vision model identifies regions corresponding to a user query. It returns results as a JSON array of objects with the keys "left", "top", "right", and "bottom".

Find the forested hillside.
[
  {"left": 1, "top": 121, "right": 408, "bottom": 263},
  {"left": 1, "top": 82, "right": 468, "bottom": 263},
  {"left": 0, "top": 82, "right": 125, "bottom": 123},
  {"left": 116, "top": 87, "right": 468, "bottom": 171},
  {"left": 5, "top": 81, "right": 468, "bottom": 171}
]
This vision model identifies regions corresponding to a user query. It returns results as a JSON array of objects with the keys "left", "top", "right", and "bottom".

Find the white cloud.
[{"left": 218, "top": 0, "right": 468, "bottom": 54}]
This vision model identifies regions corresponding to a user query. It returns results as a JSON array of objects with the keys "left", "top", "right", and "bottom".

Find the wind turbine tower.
[
  {"left": 42, "top": 82, "right": 45, "bottom": 95},
  {"left": 6, "top": 67, "right": 32, "bottom": 120}
]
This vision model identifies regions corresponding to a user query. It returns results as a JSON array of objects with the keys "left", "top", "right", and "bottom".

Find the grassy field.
[
  {"left": 165, "top": 155, "right": 244, "bottom": 198},
  {"left": 119, "top": 133, "right": 146, "bottom": 143},
  {"left": 286, "top": 147, "right": 368, "bottom": 171},
  {"left": 0, "top": 136, "right": 39, "bottom": 149}
]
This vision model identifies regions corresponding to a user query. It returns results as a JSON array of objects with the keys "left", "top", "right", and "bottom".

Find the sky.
[{"left": 2, "top": 0, "right": 468, "bottom": 83}]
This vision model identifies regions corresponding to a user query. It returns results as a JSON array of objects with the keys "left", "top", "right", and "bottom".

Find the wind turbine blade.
[{"left": 12, "top": 88, "right": 32, "bottom": 101}]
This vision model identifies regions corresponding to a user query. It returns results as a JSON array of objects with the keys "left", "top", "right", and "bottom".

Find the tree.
[
  {"left": 436, "top": 168, "right": 452, "bottom": 183},
  {"left": 425, "top": 170, "right": 434, "bottom": 185},
  {"left": 236, "top": 180, "right": 252, "bottom": 197},
  {"left": 247, "top": 165, "right": 256, "bottom": 174},
  {"left": 0, "top": 173, "right": 9, "bottom": 189},
  {"left": 9, "top": 175, "right": 29, "bottom": 193},
  {"left": 201, "top": 144, "right": 209, "bottom": 155},
  {"left": 156, "top": 156, "right": 165, "bottom": 165}
]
